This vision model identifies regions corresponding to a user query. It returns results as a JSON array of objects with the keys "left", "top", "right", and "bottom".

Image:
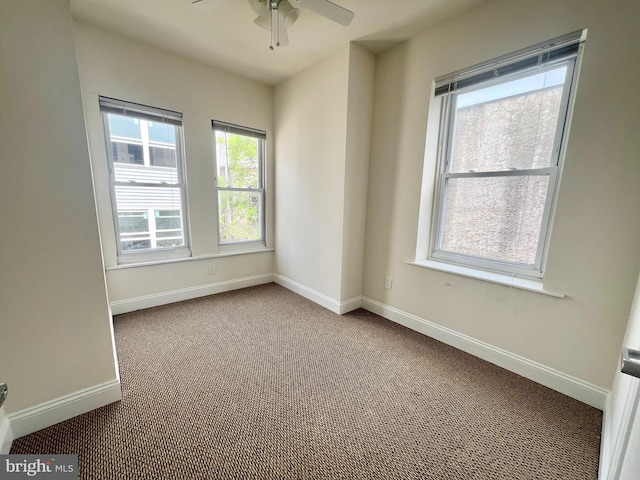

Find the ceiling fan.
[{"left": 192, "top": 0, "right": 354, "bottom": 49}]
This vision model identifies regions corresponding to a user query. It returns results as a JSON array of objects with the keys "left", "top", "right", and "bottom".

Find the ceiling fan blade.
[
  {"left": 192, "top": 0, "right": 234, "bottom": 12},
  {"left": 279, "top": 0, "right": 300, "bottom": 28},
  {"left": 278, "top": 13, "right": 290, "bottom": 46},
  {"left": 290, "top": 0, "right": 354, "bottom": 26},
  {"left": 270, "top": 9, "right": 290, "bottom": 47},
  {"left": 248, "top": 0, "right": 268, "bottom": 16},
  {"left": 254, "top": 14, "right": 271, "bottom": 30}
]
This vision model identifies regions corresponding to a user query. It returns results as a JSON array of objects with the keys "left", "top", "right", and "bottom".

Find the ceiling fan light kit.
[{"left": 195, "top": 0, "right": 354, "bottom": 49}]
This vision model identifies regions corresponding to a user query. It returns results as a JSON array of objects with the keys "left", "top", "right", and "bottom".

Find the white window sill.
[
  {"left": 218, "top": 240, "right": 267, "bottom": 254},
  {"left": 405, "top": 259, "right": 565, "bottom": 298},
  {"left": 106, "top": 247, "right": 274, "bottom": 271}
]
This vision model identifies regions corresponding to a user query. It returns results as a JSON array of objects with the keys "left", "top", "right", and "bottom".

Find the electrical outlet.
[
  {"left": 384, "top": 276, "right": 393, "bottom": 290},
  {"left": 208, "top": 264, "right": 216, "bottom": 275}
]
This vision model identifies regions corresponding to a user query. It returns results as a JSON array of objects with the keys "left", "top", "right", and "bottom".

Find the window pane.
[
  {"left": 150, "top": 146, "right": 177, "bottom": 168},
  {"left": 218, "top": 190, "right": 261, "bottom": 243},
  {"left": 107, "top": 114, "right": 141, "bottom": 140},
  {"left": 148, "top": 122, "right": 176, "bottom": 144},
  {"left": 449, "top": 66, "right": 567, "bottom": 173},
  {"left": 440, "top": 175, "right": 549, "bottom": 265},
  {"left": 114, "top": 186, "right": 185, "bottom": 250},
  {"left": 118, "top": 210, "right": 151, "bottom": 253},
  {"left": 118, "top": 211, "right": 149, "bottom": 234},
  {"left": 215, "top": 131, "right": 260, "bottom": 189},
  {"left": 112, "top": 142, "right": 143, "bottom": 164},
  {"left": 155, "top": 210, "right": 182, "bottom": 230}
]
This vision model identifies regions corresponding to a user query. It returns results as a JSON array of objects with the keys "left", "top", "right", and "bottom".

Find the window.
[
  {"left": 428, "top": 31, "right": 585, "bottom": 278},
  {"left": 213, "top": 121, "right": 266, "bottom": 247},
  {"left": 100, "top": 97, "right": 190, "bottom": 262}
]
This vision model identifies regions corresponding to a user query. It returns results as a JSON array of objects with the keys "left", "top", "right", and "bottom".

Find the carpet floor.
[{"left": 11, "top": 283, "right": 602, "bottom": 479}]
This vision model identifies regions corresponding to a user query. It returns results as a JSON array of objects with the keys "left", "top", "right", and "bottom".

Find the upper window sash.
[
  {"left": 102, "top": 115, "right": 187, "bottom": 186},
  {"left": 440, "top": 59, "right": 577, "bottom": 177}
]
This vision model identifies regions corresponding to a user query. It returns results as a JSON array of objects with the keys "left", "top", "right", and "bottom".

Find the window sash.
[
  {"left": 217, "top": 188, "right": 265, "bottom": 245},
  {"left": 441, "top": 60, "right": 576, "bottom": 175},
  {"left": 432, "top": 168, "right": 558, "bottom": 277}
]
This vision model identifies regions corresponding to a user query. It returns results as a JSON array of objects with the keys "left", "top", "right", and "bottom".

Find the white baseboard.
[
  {"left": 340, "top": 295, "right": 363, "bottom": 314},
  {"left": 110, "top": 274, "right": 274, "bottom": 315},
  {"left": 361, "top": 297, "right": 608, "bottom": 410},
  {"left": 8, "top": 379, "right": 122, "bottom": 439},
  {"left": 0, "top": 408, "right": 13, "bottom": 454},
  {"left": 273, "top": 275, "right": 362, "bottom": 314},
  {"left": 599, "top": 377, "right": 640, "bottom": 480}
]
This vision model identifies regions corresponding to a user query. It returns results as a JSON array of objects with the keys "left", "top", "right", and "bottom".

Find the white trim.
[
  {"left": 272, "top": 275, "right": 362, "bottom": 315},
  {"left": 601, "top": 380, "right": 640, "bottom": 480},
  {"left": 361, "top": 297, "right": 607, "bottom": 409},
  {"left": 106, "top": 248, "right": 274, "bottom": 270},
  {"left": 339, "top": 296, "right": 364, "bottom": 314},
  {"left": 406, "top": 260, "right": 566, "bottom": 298},
  {"left": 0, "top": 408, "right": 13, "bottom": 454},
  {"left": 599, "top": 398, "right": 610, "bottom": 480},
  {"left": 110, "top": 274, "right": 274, "bottom": 315},
  {"left": 8, "top": 379, "right": 122, "bottom": 439}
]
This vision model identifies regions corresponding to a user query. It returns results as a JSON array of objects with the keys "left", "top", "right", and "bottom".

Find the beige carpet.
[{"left": 11, "top": 283, "right": 602, "bottom": 479}]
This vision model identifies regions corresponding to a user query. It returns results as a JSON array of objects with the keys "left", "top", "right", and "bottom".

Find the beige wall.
[
  {"left": 274, "top": 44, "right": 374, "bottom": 304},
  {"left": 274, "top": 46, "right": 350, "bottom": 301},
  {"left": 73, "top": 22, "right": 275, "bottom": 302},
  {"left": 0, "top": 1, "right": 118, "bottom": 413},
  {"left": 364, "top": 0, "right": 640, "bottom": 389},
  {"left": 341, "top": 44, "right": 375, "bottom": 301}
]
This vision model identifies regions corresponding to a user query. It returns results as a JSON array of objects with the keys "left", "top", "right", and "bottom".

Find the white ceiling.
[{"left": 70, "top": 0, "right": 485, "bottom": 86}]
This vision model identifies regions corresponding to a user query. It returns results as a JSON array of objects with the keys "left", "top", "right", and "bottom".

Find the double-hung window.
[
  {"left": 213, "top": 121, "right": 266, "bottom": 248},
  {"left": 100, "top": 97, "right": 190, "bottom": 262},
  {"left": 429, "top": 31, "right": 585, "bottom": 278}
]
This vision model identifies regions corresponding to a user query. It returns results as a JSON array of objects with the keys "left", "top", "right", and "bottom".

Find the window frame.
[
  {"left": 427, "top": 31, "right": 585, "bottom": 279},
  {"left": 212, "top": 120, "right": 266, "bottom": 250},
  {"left": 100, "top": 97, "right": 191, "bottom": 264}
]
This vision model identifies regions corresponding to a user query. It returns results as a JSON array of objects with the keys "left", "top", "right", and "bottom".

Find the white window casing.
[
  {"left": 99, "top": 97, "right": 191, "bottom": 264},
  {"left": 212, "top": 120, "right": 266, "bottom": 250}
]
